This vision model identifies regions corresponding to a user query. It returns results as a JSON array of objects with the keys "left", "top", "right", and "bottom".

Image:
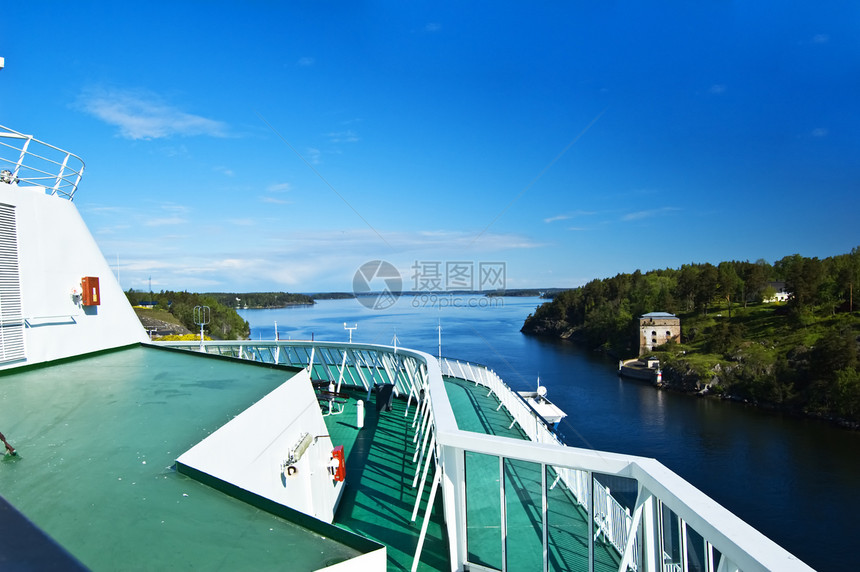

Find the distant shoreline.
[
  {"left": 308, "top": 290, "right": 559, "bottom": 299},
  {"left": 238, "top": 302, "right": 316, "bottom": 309}
]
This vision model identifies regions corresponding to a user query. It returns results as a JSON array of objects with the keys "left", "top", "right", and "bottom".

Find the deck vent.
[{"left": 0, "top": 204, "right": 25, "bottom": 363}]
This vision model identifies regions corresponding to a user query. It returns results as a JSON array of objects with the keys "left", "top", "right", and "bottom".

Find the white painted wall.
[
  {"left": 315, "top": 548, "right": 387, "bottom": 572},
  {"left": 176, "top": 367, "right": 345, "bottom": 523},
  {"left": 0, "top": 182, "right": 147, "bottom": 370}
]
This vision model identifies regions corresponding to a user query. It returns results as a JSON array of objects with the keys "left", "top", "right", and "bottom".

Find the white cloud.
[
  {"left": 622, "top": 207, "right": 679, "bottom": 221},
  {"left": 259, "top": 182, "right": 293, "bottom": 204},
  {"left": 298, "top": 57, "right": 315, "bottom": 67},
  {"left": 83, "top": 205, "right": 130, "bottom": 215},
  {"left": 76, "top": 86, "right": 228, "bottom": 140},
  {"left": 709, "top": 84, "right": 726, "bottom": 95},
  {"left": 401, "top": 229, "right": 542, "bottom": 251},
  {"left": 328, "top": 130, "right": 360, "bottom": 144},
  {"left": 811, "top": 128, "right": 828, "bottom": 138},
  {"left": 120, "top": 252, "right": 323, "bottom": 291},
  {"left": 95, "top": 225, "right": 129, "bottom": 235},
  {"left": 544, "top": 210, "right": 595, "bottom": 223},
  {"left": 228, "top": 218, "right": 258, "bottom": 227},
  {"left": 104, "top": 223, "right": 546, "bottom": 293},
  {"left": 144, "top": 216, "right": 187, "bottom": 227},
  {"left": 544, "top": 214, "right": 571, "bottom": 223},
  {"left": 159, "top": 144, "right": 190, "bottom": 157},
  {"left": 812, "top": 34, "right": 829, "bottom": 44},
  {"left": 425, "top": 23, "right": 441, "bottom": 32}
]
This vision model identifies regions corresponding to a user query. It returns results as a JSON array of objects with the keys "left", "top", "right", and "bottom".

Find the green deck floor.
[
  {"left": 443, "top": 376, "right": 623, "bottom": 572},
  {"left": 325, "top": 389, "right": 450, "bottom": 572},
  {"left": 443, "top": 376, "right": 530, "bottom": 439},
  {"left": 322, "top": 377, "right": 625, "bottom": 571},
  {"left": 0, "top": 346, "right": 365, "bottom": 570},
  {"left": 2, "top": 344, "right": 630, "bottom": 571}
]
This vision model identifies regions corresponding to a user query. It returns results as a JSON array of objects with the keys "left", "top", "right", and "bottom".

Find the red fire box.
[
  {"left": 331, "top": 445, "right": 345, "bottom": 482},
  {"left": 81, "top": 276, "right": 100, "bottom": 306}
]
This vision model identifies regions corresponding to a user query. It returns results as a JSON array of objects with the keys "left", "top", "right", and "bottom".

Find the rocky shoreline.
[
  {"left": 135, "top": 313, "right": 192, "bottom": 338},
  {"left": 520, "top": 318, "right": 576, "bottom": 339},
  {"left": 523, "top": 319, "right": 860, "bottom": 431},
  {"left": 612, "top": 352, "right": 860, "bottom": 431}
]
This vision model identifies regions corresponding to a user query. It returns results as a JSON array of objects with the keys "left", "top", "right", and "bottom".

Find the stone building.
[{"left": 639, "top": 312, "right": 681, "bottom": 355}]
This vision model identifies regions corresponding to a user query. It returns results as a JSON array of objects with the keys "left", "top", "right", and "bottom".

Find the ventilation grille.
[{"left": 0, "top": 204, "right": 25, "bottom": 363}]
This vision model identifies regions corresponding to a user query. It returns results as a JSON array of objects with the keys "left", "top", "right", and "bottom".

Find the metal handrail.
[
  {"left": 440, "top": 357, "right": 563, "bottom": 446},
  {"left": 441, "top": 356, "right": 639, "bottom": 568},
  {"left": 593, "top": 480, "right": 640, "bottom": 568},
  {"left": 0, "top": 125, "right": 85, "bottom": 200}
]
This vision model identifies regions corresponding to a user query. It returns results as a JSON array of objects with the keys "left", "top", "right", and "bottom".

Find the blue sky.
[{"left": 2, "top": 2, "right": 858, "bottom": 293}]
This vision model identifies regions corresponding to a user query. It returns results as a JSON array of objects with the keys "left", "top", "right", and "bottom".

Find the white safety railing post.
[
  {"left": 404, "top": 383, "right": 415, "bottom": 417},
  {"left": 619, "top": 494, "right": 648, "bottom": 572},
  {"left": 53, "top": 152, "right": 70, "bottom": 193},
  {"left": 351, "top": 350, "right": 372, "bottom": 392},
  {"left": 413, "top": 412, "right": 433, "bottom": 465},
  {"left": 411, "top": 434, "right": 436, "bottom": 514},
  {"left": 411, "top": 466, "right": 441, "bottom": 572},
  {"left": 414, "top": 395, "right": 430, "bottom": 439},
  {"left": 336, "top": 350, "right": 347, "bottom": 394},
  {"left": 13, "top": 136, "right": 32, "bottom": 180}
]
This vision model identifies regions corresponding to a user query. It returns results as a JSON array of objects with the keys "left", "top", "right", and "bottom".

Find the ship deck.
[
  {"left": 325, "top": 388, "right": 449, "bottom": 571},
  {"left": 1, "top": 344, "right": 623, "bottom": 571},
  {"left": 325, "top": 376, "right": 622, "bottom": 571},
  {"left": 444, "top": 377, "right": 622, "bottom": 572},
  {"left": 0, "top": 346, "right": 365, "bottom": 570}
]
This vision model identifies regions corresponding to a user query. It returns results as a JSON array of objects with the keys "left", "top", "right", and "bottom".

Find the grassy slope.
[
  {"left": 657, "top": 302, "right": 856, "bottom": 364},
  {"left": 133, "top": 307, "right": 184, "bottom": 326},
  {"left": 646, "top": 302, "right": 860, "bottom": 417}
]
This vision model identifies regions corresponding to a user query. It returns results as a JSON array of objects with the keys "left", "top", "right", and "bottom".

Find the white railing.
[
  {"left": 0, "top": 125, "right": 85, "bottom": 200},
  {"left": 441, "top": 357, "right": 639, "bottom": 569},
  {"left": 440, "top": 357, "right": 562, "bottom": 445},
  {"left": 154, "top": 340, "right": 812, "bottom": 572},
  {"left": 593, "top": 480, "right": 640, "bottom": 568}
]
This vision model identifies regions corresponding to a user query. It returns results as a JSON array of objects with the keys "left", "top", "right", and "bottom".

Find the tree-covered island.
[
  {"left": 522, "top": 248, "right": 860, "bottom": 426},
  {"left": 126, "top": 290, "right": 314, "bottom": 340}
]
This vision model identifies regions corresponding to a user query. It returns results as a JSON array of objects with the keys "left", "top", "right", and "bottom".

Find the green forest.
[
  {"left": 126, "top": 290, "right": 315, "bottom": 341},
  {"left": 204, "top": 292, "right": 314, "bottom": 308},
  {"left": 522, "top": 248, "right": 860, "bottom": 425},
  {"left": 125, "top": 290, "right": 254, "bottom": 339}
]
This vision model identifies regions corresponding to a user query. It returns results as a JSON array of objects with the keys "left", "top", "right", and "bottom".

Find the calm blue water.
[{"left": 240, "top": 296, "right": 858, "bottom": 570}]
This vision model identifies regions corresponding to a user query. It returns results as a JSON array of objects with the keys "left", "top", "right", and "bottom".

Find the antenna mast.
[
  {"left": 344, "top": 322, "right": 357, "bottom": 343},
  {"left": 193, "top": 305, "right": 210, "bottom": 352},
  {"left": 437, "top": 319, "right": 442, "bottom": 362}
]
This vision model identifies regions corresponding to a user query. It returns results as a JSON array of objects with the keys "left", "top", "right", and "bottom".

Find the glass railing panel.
[
  {"left": 711, "top": 546, "right": 722, "bottom": 571},
  {"left": 547, "top": 465, "right": 589, "bottom": 572},
  {"left": 660, "top": 502, "right": 682, "bottom": 572},
  {"left": 593, "top": 473, "right": 639, "bottom": 571},
  {"left": 465, "top": 451, "right": 502, "bottom": 570},
  {"left": 685, "top": 525, "right": 706, "bottom": 572},
  {"left": 504, "top": 458, "right": 543, "bottom": 571}
]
